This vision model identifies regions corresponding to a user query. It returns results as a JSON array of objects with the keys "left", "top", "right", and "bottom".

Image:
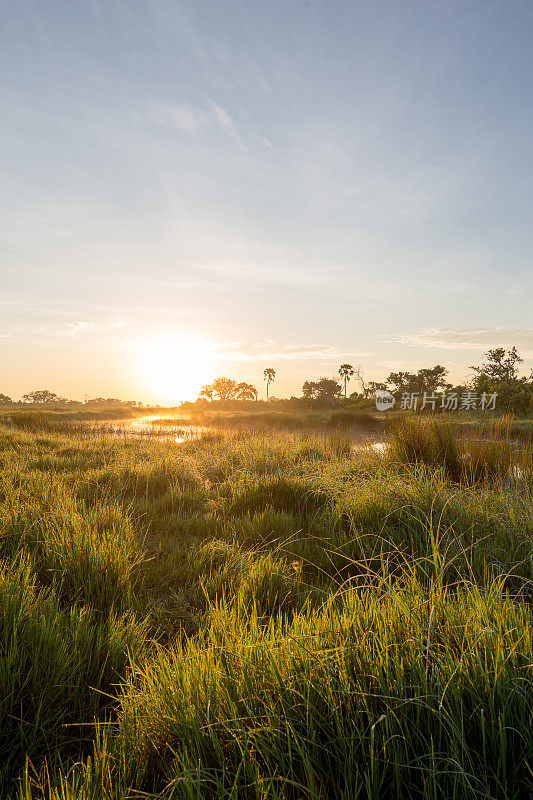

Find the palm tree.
[
  {"left": 338, "top": 364, "right": 354, "bottom": 399},
  {"left": 264, "top": 368, "right": 276, "bottom": 401}
]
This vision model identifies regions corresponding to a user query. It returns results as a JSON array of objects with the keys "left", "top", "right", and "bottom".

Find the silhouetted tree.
[
  {"left": 235, "top": 382, "right": 258, "bottom": 400},
  {"left": 264, "top": 368, "right": 276, "bottom": 401},
  {"left": 354, "top": 367, "right": 370, "bottom": 397},
  {"left": 0, "top": 393, "right": 13, "bottom": 404},
  {"left": 22, "top": 389, "right": 65, "bottom": 405},
  {"left": 302, "top": 378, "right": 341, "bottom": 403},
  {"left": 386, "top": 371, "right": 414, "bottom": 393},
  {"left": 211, "top": 378, "right": 237, "bottom": 401},
  {"left": 198, "top": 378, "right": 258, "bottom": 402},
  {"left": 198, "top": 385, "right": 214, "bottom": 401},
  {"left": 366, "top": 381, "right": 388, "bottom": 397},
  {"left": 470, "top": 347, "right": 532, "bottom": 412},
  {"left": 338, "top": 364, "right": 354, "bottom": 398},
  {"left": 87, "top": 397, "right": 127, "bottom": 406},
  {"left": 417, "top": 366, "right": 450, "bottom": 392},
  {"left": 386, "top": 366, "right": 450, "bottom": 394},
  {"left": 471, "top": 347, "right": 523, "bottom": 383}
]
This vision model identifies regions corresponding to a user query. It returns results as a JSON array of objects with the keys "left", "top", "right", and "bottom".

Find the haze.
[{"left": 1, "top": 0, "right": 532, "bottom": 402}]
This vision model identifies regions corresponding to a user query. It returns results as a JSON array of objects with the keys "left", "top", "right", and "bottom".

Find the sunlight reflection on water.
[
  {"left": 114, "top": 416, "right": 208, "bottom": 443},
  {"left": 370, "top": 442, "right": 387, "bottom": 454}
]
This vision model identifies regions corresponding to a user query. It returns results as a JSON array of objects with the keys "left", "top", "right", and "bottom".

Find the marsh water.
[
  {"left": 101, "top": 414, "right": 387, "bottom": 453},
  {"left": 103, "top": 415, "right": 209, "bottom": 443}
]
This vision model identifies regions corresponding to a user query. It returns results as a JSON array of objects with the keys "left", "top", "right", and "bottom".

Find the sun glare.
[{"left": 138, "top": 336, "right": 214, "bottom": 404}]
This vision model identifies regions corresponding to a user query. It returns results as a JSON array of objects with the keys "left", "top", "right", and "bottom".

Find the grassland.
[{"left": 0, "top": 413, "right": 532, "bottom": 799}]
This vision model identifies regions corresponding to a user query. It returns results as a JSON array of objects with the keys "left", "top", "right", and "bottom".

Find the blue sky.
[{"left": 1, "top": 0, "right": 532, "bottom": 402}]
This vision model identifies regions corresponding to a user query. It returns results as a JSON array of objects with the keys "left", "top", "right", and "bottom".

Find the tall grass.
[
  {"left": 327, "top": 408, "right": 377, "bottom": 428},
  {"left": 106, "top": 580, "right": 533, "bottom": 799},
  {"left": 390, "top": 415, "right": 532, "bottom": 485},
  {"left": 0, "top": 555, "right": 147, "bottom": 789},
  {"left": 0, "top": 418, "right": 531, "bottom": 798},
  {"left": 191, "top": 408, "right": 382, "bottom": 432}
]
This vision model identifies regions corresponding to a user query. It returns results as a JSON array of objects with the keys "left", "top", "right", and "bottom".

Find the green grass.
[
  {"left": 0, "top": 418, "right": 531, "bottom": 799},
  {"left": 189, "top": 407, "right": 385, "bottom": 433},
  {"left": 389, "top": 415, "right": 532, "bottom": 485}
]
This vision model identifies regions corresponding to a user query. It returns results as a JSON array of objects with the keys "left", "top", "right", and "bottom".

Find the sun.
[{"left": 137, "top": 335, "right": 214, "bottom": 404}]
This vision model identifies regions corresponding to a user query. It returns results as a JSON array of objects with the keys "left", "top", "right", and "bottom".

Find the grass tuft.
[{"left": 0, "top": 416, "right": 531, "bottom": 799}]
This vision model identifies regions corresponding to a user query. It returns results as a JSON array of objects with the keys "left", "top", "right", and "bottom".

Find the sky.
[{"left": 1, "top": 0, "right": 532, "bottom": 403}]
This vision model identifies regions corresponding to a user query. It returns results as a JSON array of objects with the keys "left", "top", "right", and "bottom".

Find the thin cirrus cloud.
[
  {"left": 151, "top": 99, "right": 239, "bottom": 138},
  {"left": 386, "top": 328, "right": 533, "bottom": 358},
  {"left": 212, "top": 341, "right": 374, "bottom": 362},
  {"left": 206, "top": 100, "right": 235, "bottom": 131},
  {"left": 65, "top": 321, "right": 128, "bottom": 337},
  {"left": 0, "top": 322, "right": 127, "bottom": 340}
]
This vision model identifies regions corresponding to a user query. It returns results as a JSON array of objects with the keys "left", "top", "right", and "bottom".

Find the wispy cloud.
[
  {"left": 385, "top": 328, "right": 533, "bottom": 358},
  {"left": 152, "top": 103, "right": 205, "bottom": 132},
  {"left": 152, "top": 99, "right": 241, "bottom": 141},
  {"left": 207, "top": 100, "right": 234, "bottom": 130},
  {"left": 207, "top": 100, "right": 243, "bottom": 144},
  {"left": 212, "top": 341, "right": 373, "bottom": 362},
  {"left": 376, "top": 359, "right": 419, "bottom": 372},
  {"left": 65, "top": 320, "right": 127, "bottom": 337},
  {"left": 66, "top": 321, "right": 93, "bottom": 336}
]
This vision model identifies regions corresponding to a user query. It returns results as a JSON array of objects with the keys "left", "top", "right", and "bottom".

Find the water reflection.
[{"left": 106, "top": 415, "right": 208, "bottom": 443}]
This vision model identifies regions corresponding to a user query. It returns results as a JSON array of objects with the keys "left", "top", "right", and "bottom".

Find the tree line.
[
  {"left": 197, "top": 349, "right": 532, "bottom": 412},
  {"left": 2, "top": 348, "right": 531, "bottom": 412},
  {"left": 0, "top": 390, "right": 143, "bottom": 408}
]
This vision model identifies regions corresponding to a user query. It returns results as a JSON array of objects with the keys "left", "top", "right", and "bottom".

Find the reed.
[{"left": 0, "top": 418, "right": 530, "bottom": 799}]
